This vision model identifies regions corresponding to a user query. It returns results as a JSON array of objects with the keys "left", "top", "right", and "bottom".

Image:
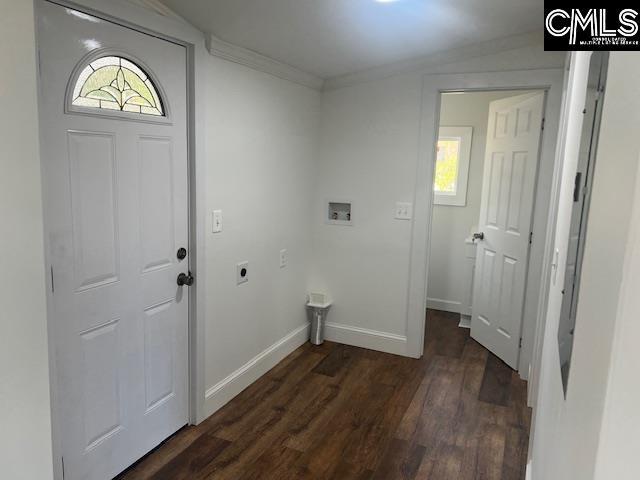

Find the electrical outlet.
[
  {"left": 212, "top": 210, "right": 223, "bottom": 233},
  {"left": 279, "top": 249, "right": 287, "bottom": 268},
  {"left": 237, "top": 261, "right": 248, "bottom": 285},
  {"left": 395, "top": 202, "right": 413, "bottom": 220}
]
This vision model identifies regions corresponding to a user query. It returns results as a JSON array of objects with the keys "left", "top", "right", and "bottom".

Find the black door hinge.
[
  {"left": 529, "top": 232, "right": 533, "bottom": 245},
  {"left": 519, "top": 338, "right": 523, "bottom": 348}
]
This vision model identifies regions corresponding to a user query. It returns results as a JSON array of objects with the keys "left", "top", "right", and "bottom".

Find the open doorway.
[{"left": 426, "top": 89, "right": 546, "bottom": 372}]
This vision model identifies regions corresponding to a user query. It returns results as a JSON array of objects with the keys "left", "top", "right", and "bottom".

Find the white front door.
[
  {"left": 37, "top": 2, "right": 190, "bottom": 478},
  {"left": 471, "top": 92, "right": 545, "bottom": 369}
]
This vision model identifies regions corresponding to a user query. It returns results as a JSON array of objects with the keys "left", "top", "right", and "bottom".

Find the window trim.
[
  {"left": 64, "top": 48, "right": 172, "bottom": 125},
  {"left": 434, "top": 126, "right": 473, "bottom": 206}
]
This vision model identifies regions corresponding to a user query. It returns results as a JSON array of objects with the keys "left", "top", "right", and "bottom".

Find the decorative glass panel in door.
[{"left": 71, "top": 55, "right": 164, "bottom": 116}]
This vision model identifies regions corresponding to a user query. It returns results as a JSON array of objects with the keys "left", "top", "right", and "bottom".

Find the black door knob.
[
  {"left": 472, "top": 232, "right": 485, "bottom": 242},
  {"left": 177, "top": 272, "right": 194, "bottom": 287}
]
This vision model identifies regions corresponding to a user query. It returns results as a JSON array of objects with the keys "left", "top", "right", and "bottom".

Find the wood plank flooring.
[{"left": 117, "top": 309, "right": 531, "bottom": 480}]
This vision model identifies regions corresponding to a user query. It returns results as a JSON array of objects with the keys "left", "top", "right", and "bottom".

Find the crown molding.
[
  {"left": 126, "top": 0, "right": 185, "bottom": 21},
  {"left": 206, "top": 34, "right": 324, "bottom": 91},
  {"left": 323, "top": 31, "right": 546, "bottom": 91}
]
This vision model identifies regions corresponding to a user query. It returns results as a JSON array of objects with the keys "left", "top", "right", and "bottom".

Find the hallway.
[{"left": 117, "top": 310, "right": 530, "bottom": 480}]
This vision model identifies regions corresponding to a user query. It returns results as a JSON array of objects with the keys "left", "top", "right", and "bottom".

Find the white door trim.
[
  {"left": 36, "top": 1, "right": 208, "bottom": 478},
  {"left": 407, "top": 69, "right": 564, "bottom": 381}
]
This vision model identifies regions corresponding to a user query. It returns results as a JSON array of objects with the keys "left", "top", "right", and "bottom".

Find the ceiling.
[{"left": 161, "top": 0, "right": 543, "bottom": 79}]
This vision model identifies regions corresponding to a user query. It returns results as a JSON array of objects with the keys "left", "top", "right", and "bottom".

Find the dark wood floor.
[{"left": 117, "top": 309, "right": 531, "bottom": 480}]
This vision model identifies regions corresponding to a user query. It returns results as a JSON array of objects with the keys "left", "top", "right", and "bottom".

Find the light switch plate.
[
  {"left": 395, "top": 202, "right": 413, "bottom": 220},
  {"left": 279, "top": 249, "right": 287, "bottom": 268},
  {"left": 237, "top": 261, "right": 248, "bottom": 285},
  {"left": 212, "top": 210, "right": 223, "bottom": 233}
]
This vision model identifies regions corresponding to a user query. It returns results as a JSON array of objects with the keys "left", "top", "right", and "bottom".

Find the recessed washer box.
[
  {"left": 326, "top": 200, "right": 353, "bottom": 226},
  {"left": 237, "top": 261, "right": 249, "bottom": 285}
]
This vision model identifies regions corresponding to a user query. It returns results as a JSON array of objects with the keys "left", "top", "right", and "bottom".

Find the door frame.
[
  {"left": 35, "top": 1, "right": 208, "bottom": 478},
  {"left": 406, "top": 69, "right": 565, "bottom": 383}
]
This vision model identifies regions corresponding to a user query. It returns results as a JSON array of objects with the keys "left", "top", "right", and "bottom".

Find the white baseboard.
[
  {"left": 203, "top": 323, "right": 310, "bottom": 418},
  {"left": 324, "top": 322, "right": 408, "bottom": 356},
  {"left": 526, "top": 461, "right": 532, "bottom": 480},
  {"left": 203, "top": 321, "right": 410, "bottom": 419},
  {"left": 427, "top": 297, "right": 462, "bottom": 314},
  {"left": 458, "top": 314, "right": 471, "bottom": 329}
]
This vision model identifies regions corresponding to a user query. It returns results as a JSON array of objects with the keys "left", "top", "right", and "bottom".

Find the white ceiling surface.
[{"left": 160, "top": 0, "right": 543, "bottom": 79}]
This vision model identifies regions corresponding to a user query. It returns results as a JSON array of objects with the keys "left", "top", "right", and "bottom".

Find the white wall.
[
  {"left": 0, "top": 1, "right": 54, "bottom": 479},
  {"left": 595, "top": 138, "right": 640, "bottom": 480},
  {"left": 311, "top": 71, "right": 422, "bottom": 346},
  {"left": 591, "top": 53, "right": 640, "bottom": 480},
  {"left": 311, "top": 44, "right": 564, "bottom": 355},
  {"left": 428, "top": 90, "right": 535, "bottom": 314},
  {"left": 203, "top": 56, "right": 321, "bottom": 415},
  {"left": 531, "top": 52, "right": 640, "bottom": 480}
]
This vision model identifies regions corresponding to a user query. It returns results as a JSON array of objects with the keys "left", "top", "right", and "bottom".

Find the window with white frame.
[{"left": 433, "top": 126, "right": 473, "bottom": 206}]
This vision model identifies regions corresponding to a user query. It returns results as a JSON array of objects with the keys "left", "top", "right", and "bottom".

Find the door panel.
[
  {"left": 143, "top": 300, "right": 176, "bottom": 412},
  {"left": 68, "top": 131, "right": 119, "bottom": 291},
  {"left": 506, "top": 152, "right": 527, "bottom": 233},
  {"left": 37, "top": 1, "right": 189, "bottom": 478},
  {"left": 80, "top": 319, "right": 122, "bottom": 451},
  {"left": 471, "top": 92, "right": 545, "bottom": 369},
  {"left": 486, "top": 152, "right": 504, "bottom": 227},
  {"left": 138, "top": 136, "right": 175, "bottom": 273}
]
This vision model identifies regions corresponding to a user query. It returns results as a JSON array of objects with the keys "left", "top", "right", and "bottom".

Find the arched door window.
[{"left": 70, "top": 55, "right": 164, "bottom": 117}]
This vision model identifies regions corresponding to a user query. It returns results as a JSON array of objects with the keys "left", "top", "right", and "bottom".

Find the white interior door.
[
  {"left": 470, "top": 92, "right": 545, "bottom": 369},
  {"left": 37, "top": 2, "right": 190, "bottom": 478}
]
